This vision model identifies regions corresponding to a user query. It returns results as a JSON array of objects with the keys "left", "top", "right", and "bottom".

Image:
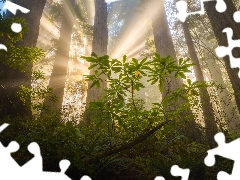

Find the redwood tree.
[
  {"left": 85, "top": 0, "right": 108, "bottom": 105},
  {"left": 44, "top": 0, "right": 75, "bottom": 110},
  {"left": 151, "top": 0, "right": 203, "bottom": 142},
  {"left": 182, "top": 20, "right": 218, "bottom": 147},
  {"left": 0, "top": 0, "right": 46, "bottom": 118},
  {"left": 204, "top": 0, "right": 240, "bottom": 113},
  {"left": 84, "top": 0, "right": 108, "bottom": 124}
]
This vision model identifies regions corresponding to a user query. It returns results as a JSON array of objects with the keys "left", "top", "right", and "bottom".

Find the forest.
[{"left": 0, "top": 0, "right": 240, "bottom": 179}]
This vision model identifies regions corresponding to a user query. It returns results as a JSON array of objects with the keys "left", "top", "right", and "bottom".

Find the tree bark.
[
  {"left": 204, "top": 0, "right": 240, "bottom": 113},
  {"left": 44, "top": 0, "right": 75, "bottom": 110},
  {"left": 182, "top": 20, "right": 218, "bottom": 147},
  {"left": 86, "top": 0, "right": 108, "bottom": 104},
  {"left": 84, "top": 0, "right": 108, "bottom": 123},
  {"left": 151, "top": 0, "right": 203, "bottom": 143},
  {"left": 0, "top": 0, "right": 46, "bottom": 118}
]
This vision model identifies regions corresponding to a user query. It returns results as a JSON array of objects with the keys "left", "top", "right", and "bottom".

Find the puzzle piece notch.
[
  {"left": 215, "top": 28, "right": 240, "bottom": 78},
  {"left": 233, "top": 11, "right": 240, "bottom": 23},
  {"left": 80, "top": 175, "right": 92, "bottom": 180},
  {"left": 0, "top": 124, "right": 93, "bottom": 180},
  {"left": 11, "top": 23, "right": 22, "bottom": 33},
  {"left": 3, "top": 1, "right": 30, "bottom": 15},
  {"left": 176, "top": 0, "right": 227, "bottom": 22},
  {"left": 204, "top": 132, "right": 240, "bottom": 180},
  {"left": 154, "top": 165, "right": 190, "bottom": 180},
  {"left": 2, "top": 1, "right": 30, "bottom": 33},
  {"left": 154, "top": 177, "right": 165, "bottom": 180},
  {"left": 21, "top": 142, "right": 43, "bottom": 172},
  {"left": 171, "top": 165, "right": 190, "bottom": 180},
  {"left": 0, "top": 123, "right": 9, "bottom": 132},
  {"left": 0, "top": 1, "right": 30, "bottom": 51},
  {"left": 0, "top": 141, "right": 21, "bottom": 179},
  {"left": 204, "top": 132, "right": 226, "bottom": 166},
  {"left": 215, "top": 0, "right": 227, "bottom": 13}
]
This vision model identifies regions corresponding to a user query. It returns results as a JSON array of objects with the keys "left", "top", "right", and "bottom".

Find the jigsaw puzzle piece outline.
[
  {"left": 154, "top": 165, "right": 190, "bottom": 180},
  {"left": 21, "top": 142, "right": 43, "bottom": 172},
  {"left": 204, "top": 132, "right": 240, "bottom": 180},
  {"left": 233, "top": 11, "right": 240, "bottom": 23},
  {"left": 3, "top": 1, "right": 30, "bottom": 15},
  {"left": 154, "top": 177, "right": 165, "bottom": 180},
  {"left": 215, "top": 28, "right": 240, "bottom": 77},
  {"left": 176, "top": 0, "right": 227, "bottom": 22},
  {"left": 0, "top": 1, "right": 30, "bottom": 51},
  {"left": 0, "top": 123, "right": 9, "bottom": 133},
  {"left": 0, "top": 141, "right": 21, "bottom": 177}
]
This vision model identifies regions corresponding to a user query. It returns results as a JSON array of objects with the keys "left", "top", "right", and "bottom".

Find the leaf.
[
  {"left": 118, "top": 119, "right": 127, "bottom": 131},
  {"left": 88, "top": 63, "right": 98, "bottom": 70},
  {"left": 190, "top": 89, "right": 199, "bottom": 96},
  {"left": 140, "top": 57, "right": 148, "bottom": 65},
  {"left": 112, "top": 67, "right": 122, "bottom": 73},
  {"left": 132, "top": 58, "right": 138, "bottom": 65},
  {"left": 90, "top": 80, "right": 98, "bottom": 89},
  {"left": 96, "top": 119, "right": 105, "bottom": 129},
  {"left": 75, "top": 128, "right": 84, "bottom": 138},
  {"left": 123, "top": 55, "right": 127, "bottom": 63},
  {"left": 117, "top": 92, "right": 124, "bottom": 101},
  {"left": 105, "top": 118, "right": 113, "bottom": 123},
  {"left": 158, "top": 83, "right": 163, "bottom": 92},
  {"left": 177, "top": 72, "right": 186, "bottom": 79}
]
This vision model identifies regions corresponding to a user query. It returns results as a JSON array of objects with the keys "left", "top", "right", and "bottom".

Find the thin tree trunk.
[
  {"left": 182, "top": 20, "right": 218, "bottom": 147},
  {"left": 0, "top": 0, "right": 46, "bottom": 118},
  {"left": 204, "top": 0, "right": 240, "bottom": 113},
  {"left": 151, "top": 0, "right": 203, "bottom": 143},
  {"left": 44, "top": 0, "right": 75, "bottom": 110},
  {"left": 84, "top": 0, "right": 108, "bottom": 124}
]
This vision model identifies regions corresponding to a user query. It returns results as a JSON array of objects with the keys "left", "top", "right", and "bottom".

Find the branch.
[{"left": 93, "top": 120, "right": 170, "bottom": 161}]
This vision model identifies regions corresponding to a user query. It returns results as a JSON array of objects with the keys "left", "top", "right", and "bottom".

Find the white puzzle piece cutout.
[
  {"left": 3, "top": 1, "right": 30, "bottom": 15},
  {"left": 176, "top": 0, "right": 227, "bottom": 22},
  {"left": 0, "top": 124, "right": 92, "bottom": 180},
  {"left": 215, "top": 28, "right": 240, "bottom": 77},
  {"left": 0, "top": 44, "right": 8, "bottom": 51},
  {"left": 154, "top": 165, "right": 190, "bottom": 180},
  {"left": 0, "top": 1, "right": 30, "bottom": 51},
  {"left": 233, "top": 11, "right": 240, "bottom": 23},
  {"left": 205, "top": 132, "right": 240, "bottom": 180}
]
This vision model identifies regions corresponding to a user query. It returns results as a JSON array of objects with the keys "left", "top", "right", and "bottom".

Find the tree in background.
[
  {"left": 0, "top": 0, "right": 46, "bottom": 118},
  {"left": 181, "top": 19, "right": 218, "bottom": 147},
  {"left": 44, "top": 0, "right": 76, "bottom": 110},
  {"left": 84, "top": 0, "right": 108, "bottom": 124},
  {"left": 205, "top": 0, "right": 240, "bottom": 113},
  {"left": 150, "top": 0, "right": 203, "bottom": 143}
]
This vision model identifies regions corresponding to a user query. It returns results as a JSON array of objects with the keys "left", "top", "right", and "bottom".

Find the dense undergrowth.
[{"left": 0, "top": 15, "right": 238, "bottom": 180}]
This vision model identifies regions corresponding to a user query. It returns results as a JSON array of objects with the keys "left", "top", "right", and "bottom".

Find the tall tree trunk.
[
  {"left": 86, "top": 0, "right": 108, "bottom": 104},
  {"left": 182, "top": 20, "right": 218, "bottom": 147},
  {"left": 204, "top": 0, "right": 240, "bottom": 113},
  {"left": 0, "top": 0, "right": 46, "bottom": 118},
  {"left": 84, "top": 0, "right": 108, "bottom": 123},
  {"left": 151, "top": 0, "right": 203, "bottom": 143},
  {"left": 44, "top": 0, "right": 75, "bottom": 110}
]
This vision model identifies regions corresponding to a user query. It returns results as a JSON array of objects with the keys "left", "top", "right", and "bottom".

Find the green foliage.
[
  {"left": 0, "top": 15, "right": 45, "bottom": 71},
  {"left": 0, "top": 15, "right": 57, "bottom": 115},
  {"left": 81, "top": 54, "right": 206, "bottom": 133},
  {"left": 0, "top": 40, "right": 230, "bottom": 179}
]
